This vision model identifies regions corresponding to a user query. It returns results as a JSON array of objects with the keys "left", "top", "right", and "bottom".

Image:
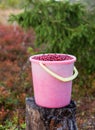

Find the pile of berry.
[{"left": 32, "top": 54, "right": 73, "bottom": 61}]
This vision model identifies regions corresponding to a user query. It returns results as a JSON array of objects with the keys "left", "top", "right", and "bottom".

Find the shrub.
[
  {"left": 0, "top": 25, "right": 35, "bottom": 124},
  {"left": 9, "top": 0, "right": 95, "bottom": 73},
  {"left": 9, "top": 0, "right": 95, "bottom": 88},
  {"left": 0, "top": 25, "right": 35, "bottom": 61}
]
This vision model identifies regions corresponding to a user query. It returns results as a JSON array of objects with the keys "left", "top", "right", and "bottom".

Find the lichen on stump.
[{"left": 26, "top": 97, "right": 78, "bottom": 130}]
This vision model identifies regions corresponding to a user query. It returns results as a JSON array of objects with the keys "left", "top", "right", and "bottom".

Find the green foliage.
[
  {"left": 9, "top": 0, "right": 85, "bottom": 53},
  {"left": 10, "top": 0, "right": 95, "bottom": 85},
  {"left": 0, "top": 120, "right": 26, "bottom": 130},
  {"left": 27, "top": 47, "right": 37, "bottom": 55},
  {"left": 0, "top": 0, "right": 26, "bottom": 9}
]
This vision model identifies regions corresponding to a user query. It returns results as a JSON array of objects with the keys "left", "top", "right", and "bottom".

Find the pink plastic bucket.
[{"left": 29, "top": 53, "right": 78, "bottom": 108}]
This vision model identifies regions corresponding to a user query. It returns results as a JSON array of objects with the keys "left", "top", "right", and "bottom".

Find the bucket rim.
[{"left": 29, "top": 53, "right": 76, "bottom": 64}]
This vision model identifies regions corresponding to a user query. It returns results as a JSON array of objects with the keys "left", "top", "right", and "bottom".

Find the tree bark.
[{"left": 26, "top": 97, "right": 78, "bottom": 130}]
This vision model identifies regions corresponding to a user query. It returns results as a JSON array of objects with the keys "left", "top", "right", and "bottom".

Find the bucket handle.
[{"left": 39, "top": 62, "right": 78, "bottom": 82}]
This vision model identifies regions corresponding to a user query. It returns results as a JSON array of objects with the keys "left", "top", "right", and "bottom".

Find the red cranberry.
[{"left": 32, "top": 54, "right": 73, "bottom": 61}]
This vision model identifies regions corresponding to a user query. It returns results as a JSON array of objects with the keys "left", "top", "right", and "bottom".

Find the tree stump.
[{"left": 26, "top": 97, "right": 78, "bottom": 130}]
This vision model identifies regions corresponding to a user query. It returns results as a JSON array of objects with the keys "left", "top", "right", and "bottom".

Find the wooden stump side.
[{"left": 26, "top": 97, "right": 78, "bottom": 130}]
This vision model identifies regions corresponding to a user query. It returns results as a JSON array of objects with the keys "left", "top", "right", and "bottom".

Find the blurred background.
[{"left": 0, "top": 0, "right": 95, "bottom": 129}]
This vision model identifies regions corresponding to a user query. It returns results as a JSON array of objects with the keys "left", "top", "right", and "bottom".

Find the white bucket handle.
[{"left": 39, "top": 62, "right": 78, "bottom": 82}]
